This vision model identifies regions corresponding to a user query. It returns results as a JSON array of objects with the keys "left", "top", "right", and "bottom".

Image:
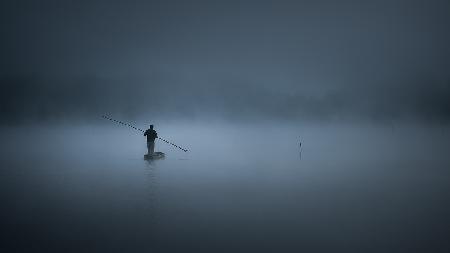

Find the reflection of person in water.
[{"left": 144, "top": 125, "right": 158, "bottom": 155}]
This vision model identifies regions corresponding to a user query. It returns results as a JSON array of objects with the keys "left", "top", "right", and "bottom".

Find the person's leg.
[
  {"left": 147, "top": 142, "right": 151, "bottom": 155},
  {"left": 149, "top": 141, "right": 155, "bottom": 155}
]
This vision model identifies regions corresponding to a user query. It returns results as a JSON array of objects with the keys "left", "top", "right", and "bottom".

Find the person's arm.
[{"left": 144, "top": 130, "right": 147, "bottom": 136}]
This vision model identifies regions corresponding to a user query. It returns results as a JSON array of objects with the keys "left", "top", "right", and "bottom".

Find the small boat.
[{"left": 144, "top": 152, "right": 165, "bottom": 160}]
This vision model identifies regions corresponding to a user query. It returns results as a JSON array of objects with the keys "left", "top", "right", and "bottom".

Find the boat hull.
[{"left": 144, "top": 152, "right": 165, "bottom": 160}]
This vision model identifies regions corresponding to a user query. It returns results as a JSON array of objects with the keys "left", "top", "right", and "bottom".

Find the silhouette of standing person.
[{"left": 144, "top": 125, "right": 158, "bottom": 155}]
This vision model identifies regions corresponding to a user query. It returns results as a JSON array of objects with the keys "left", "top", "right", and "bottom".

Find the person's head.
[{"left": 150, "top": 125, "right": 154, "bottom": 130}]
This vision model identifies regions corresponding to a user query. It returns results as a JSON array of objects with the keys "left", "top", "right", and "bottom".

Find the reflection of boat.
[{"left": 144, "top": 152, "right": 165, "bottom": 160}]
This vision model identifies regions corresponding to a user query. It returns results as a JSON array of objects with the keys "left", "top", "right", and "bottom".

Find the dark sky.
[{"left": 1, "top": 0, "right": 449, "bottom": 123}]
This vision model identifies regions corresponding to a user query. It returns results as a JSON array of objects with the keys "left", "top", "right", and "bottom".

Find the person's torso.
[{"left": 146, "top": 130, "right": 157, "bottom": 141}]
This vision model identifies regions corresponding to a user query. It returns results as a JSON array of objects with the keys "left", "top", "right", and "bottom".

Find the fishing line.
[{"left": 102, "top": 115, "right": 189, "bottom": 152}]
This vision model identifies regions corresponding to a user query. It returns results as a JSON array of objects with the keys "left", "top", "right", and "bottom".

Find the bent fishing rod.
[{"left": 102, "top": 115, "right": 189, "bottom": 152}]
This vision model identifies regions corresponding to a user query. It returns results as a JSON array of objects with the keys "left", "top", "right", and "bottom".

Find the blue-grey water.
[{"left": 1, "top": 122, "right": 450, "bottom": 252}]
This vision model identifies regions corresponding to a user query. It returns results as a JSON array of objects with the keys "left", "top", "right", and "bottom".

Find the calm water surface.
[{"left": 1, "top": 123, "right": 450, "bottom": 252}]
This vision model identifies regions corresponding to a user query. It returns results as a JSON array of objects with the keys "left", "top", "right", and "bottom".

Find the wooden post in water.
[{"left": 299, "top": 141, "right": 302, "bottom": 160}]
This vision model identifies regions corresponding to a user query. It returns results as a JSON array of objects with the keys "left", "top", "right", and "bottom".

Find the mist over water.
[
  {"left": 2, "top": 122, "right": 450, "bottom": 252},
  {"left": 2, "top": 0, "right": 450, "bottom": 251}
]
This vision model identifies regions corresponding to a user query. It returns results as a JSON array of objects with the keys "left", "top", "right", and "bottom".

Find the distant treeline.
[{"left": 1, "top": 74, "right": 449, "bottom": 124}]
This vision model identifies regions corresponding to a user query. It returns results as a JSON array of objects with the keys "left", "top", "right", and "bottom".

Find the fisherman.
[{"left": 144, "top": 125, "right": 158, "bottom": 155}]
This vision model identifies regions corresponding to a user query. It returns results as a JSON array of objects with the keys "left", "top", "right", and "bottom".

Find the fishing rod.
[{"left": 102, "top": 115, "right": 189, "bottom": 152}]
